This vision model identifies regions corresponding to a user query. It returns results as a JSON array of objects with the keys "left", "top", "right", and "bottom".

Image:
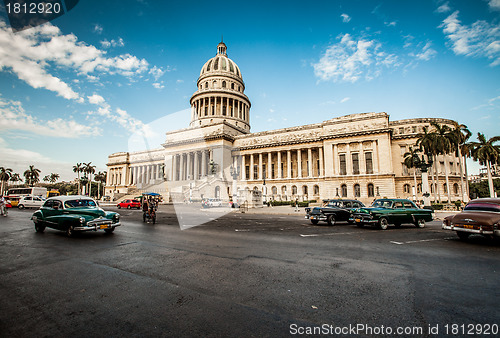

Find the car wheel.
[
  {"left": 457, "top": 231, "right": 469, "bottom": 241},
  {"left": 327, "top": 215, "right": 336, "bottom": 226},
  {"left": 66, "top": 225, "right": 75, "bottom": 237},
  {"left": 35, "top": 223, "right": 45, "bottom": 233},
  {"left": 127, "top": 205, "right": 131, "bottom": 209},
  {"left": 18, "top": 204, "right": 25, "bottom": 210},
  {"left": 310, "top": 219, "right": 319, "bottom": 225},
  {"left": 104, "top": 227, "right": 115, "bottom": 234},
  {"left": 378, "top": 217, "right": 389, "bottom": 230},
  {"left": 117, "top": 205, "right": 121, "bottom": 209},
  {"left": 415, "top": 219, "right": 425, "bottom": 228}
]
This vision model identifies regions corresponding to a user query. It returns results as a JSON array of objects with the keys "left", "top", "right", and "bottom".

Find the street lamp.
[
  {"left": 209, "top": 160, "right": 217, "bottom": 175},
  {"left": 229, "top": 165, "right": 240, "bottom": 206},
  {"left": 418, "top": 154, "right": 434, "bottom": 208}
]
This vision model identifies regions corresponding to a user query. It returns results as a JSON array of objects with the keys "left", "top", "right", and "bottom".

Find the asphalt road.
[{"left": 1, "top": 206, "right": 499, "bottom": 337}]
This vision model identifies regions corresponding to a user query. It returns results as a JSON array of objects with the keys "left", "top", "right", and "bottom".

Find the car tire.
[
  {"left": 310, "top": 219, "right": 319, "bottom": 225},
  {"left": 457, "top": 231, "right": 469, "bottom": 241},
  {"left": 104, "top": 227, "right": 115, "bottom": 234},
  {"left": 127, "top": 205, "right": 131, "bottom": 209},
  {"left": 66, "top": 225, "right": 75, "bottom": 238},
  {"left": 327, "top": 215, "right": 336, "bottom": 226},
  {"left": 415, "top": 219, "right": 425, "bottom": 228},
  {"left": 18, "top": 204, "right": 25, "bottom": 210},
  {"left": 35, "top": 223, "right": 45, "bottom": 233},
  {"left": 117, "top": 205, "right": 121, "bottom": 209},
  {"left": 379, "top": 217, "right": 389, "bottom": 230}
]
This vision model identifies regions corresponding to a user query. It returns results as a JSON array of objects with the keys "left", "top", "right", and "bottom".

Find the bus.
[
  {"left": 6, "top": 187, "right": 47, "bottom": 207},
  {"left": 47, "top": 189, "right": 60, "bottom": 198}
]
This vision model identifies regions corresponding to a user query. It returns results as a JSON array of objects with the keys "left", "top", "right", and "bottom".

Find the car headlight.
[
  {"left": 114, "top": 214, "right": 120, "bottom": 222},
  {"left": 79, "top": 217, "right": 85, "bottom": 224}
]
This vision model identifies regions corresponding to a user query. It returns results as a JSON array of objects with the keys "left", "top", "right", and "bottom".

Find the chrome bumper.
[
  {"left": 74, "top": 222, "right": 121, "bottom": 231},
  {"left": 305, "top": 214, "right": 327, "bottom": 221}
]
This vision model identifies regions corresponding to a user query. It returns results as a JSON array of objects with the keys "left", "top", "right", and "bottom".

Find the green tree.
[
  {"left": 0, "top": 167, "right": 13, "bottom": 195},
  {"left": 83, "top": 162, "right": 96, "bottom": 197},
  {"left": 403, "top": 146, "right": 421, "bottom": 200},
  {"left": 23, "top": 165, "right": 41, "bottom": 187},
  {"left": 49, "top": 173, "right": 60, "bottom": 184},
  {"left": 9, "top": 173, "right": 22, "bottom": 186},
  {"left": 73, "top": 163, "right": 83, "bottom": 195},
  {"left": 468, "top": 133, "right": 500, "bottom": 198},
  {"left": 430, "top": 122, "right": 455, "bottom": 203},
  {"left": 449, "top": 122, "right": 471, "bottom": 201},
  {"left": 94, "top": 171, "right": 107, "bottom": 199},
  {"left": 416, "top": 126, "right": 438, "bottom": 202}
]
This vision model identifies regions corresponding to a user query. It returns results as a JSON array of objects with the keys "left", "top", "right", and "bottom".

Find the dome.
[{"left": 199, "top": 42, "right": 242, "bottom": 79}]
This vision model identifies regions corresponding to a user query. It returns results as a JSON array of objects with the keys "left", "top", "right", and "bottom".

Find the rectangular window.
[
  {"left": 339, "top": 154, "right": 347, "bottom": 175},
  {"left": 271, "top": 164, "right": 275, "bottom": 179},
  {"left": 365, "top": 152, "right": 373, "bottom": 174},
  {"left": 352, "top": 153, "right": 359, "bottom": 175},
  {"left": 262, "top": 164, "right": 266, "bottom": 179},
  {"left": 245, "top": 165, "right": 249, "bottom": 180},
  {"left": 402, "top": 163, "right": 409, "bottom": 175},
  {"left": 253, "top": 165, "right": 258, "bottom": 180},
  {"left": 317, "top": 159, "right": 320, "bottom": 176}
]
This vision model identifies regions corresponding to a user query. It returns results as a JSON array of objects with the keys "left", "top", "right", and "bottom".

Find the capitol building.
[{"left": 105, "top": 41, "right": 465, "bottom": 205}]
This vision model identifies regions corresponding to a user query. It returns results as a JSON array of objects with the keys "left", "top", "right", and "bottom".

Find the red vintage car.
[
  {"left": 442, "top": 198, "right": 500, "bottom": 240},
  {"left": 117, "top": 199, "right": 141, "bottom": 209}
]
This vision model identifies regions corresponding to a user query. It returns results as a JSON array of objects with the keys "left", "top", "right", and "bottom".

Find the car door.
[
  {"left": 392, "top": 201, "right": 406, "bottom": 224},
  {"left": 32, "top": 196, "right": 44, "bottom": 208}
]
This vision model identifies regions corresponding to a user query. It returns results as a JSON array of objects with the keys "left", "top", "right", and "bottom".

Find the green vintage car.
[
  {"left": 31, "top": 196, "right": 121, "bottom": 237},
  {"left": 349, "top": 198, "right": 433, "bottom": 230}
]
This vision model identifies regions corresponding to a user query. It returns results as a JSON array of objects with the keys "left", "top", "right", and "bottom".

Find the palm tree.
[
  {"left": 73, "top": 163, "right": 83, "bottom": 194},
  {"left": 43, "top": 175, "right": 51, "bottom": 183},
  {"left": 23, "top": 165, "right": 41, "bottom": 187},
  {"left": 0, "top": 167, "right": 13, "bottom": 195},
  {"left": 9, "top": 173, "right": 21, "bottom": 186},
  {"left": 468, "top": 133, "right": 500, "bottom": 198},
  {"left": 49, "top": 173, "right": 60, "bottom": 184},
  {"left": 430, "top": 122, "right": 455, "bottom": 203},
  {"left": 449, "top": 122, "right": 471, "bottom": 202},
  {"left": 84, "top": 162, "right": 96, "bottom": 197},
  {"left": 94, "top": 171, "right": 107, "bottom": 199},
  {"left": 403, "top": 147, "right": 421, "bottom": 200},
  {"left": 416, "top": 126, "right": 438, "bottom": 202}
]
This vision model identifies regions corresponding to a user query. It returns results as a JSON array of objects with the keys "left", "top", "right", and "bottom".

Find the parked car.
[
  {"left": 442, "top": 198, "right": 500, "bottom": 240},
  {"left": 18, "top": 196, "right": 45, "bottom": 209},
  {"left": 350, "top": 198, "right": 433, "bottom": 230},
  {"left": 31, "top": 196, "right": 121, "bottom": 237},
  {"left": 117, "top": 199, "right": 141, "bottom": 209},
  {"left": 305, "top": 199, "right": 365, "bottom": 225},
  {"left": 202, "top": 198, "right": 222, "bottom": 208}
]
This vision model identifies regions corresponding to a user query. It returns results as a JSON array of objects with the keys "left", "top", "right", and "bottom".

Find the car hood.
[
  {"left": 310, "top": 206, "right": 342, "bottom": 213},
  {"left": 448, "top": 211, "right": 500, "bottom": 226},
  {"left": 63, "top": 207, "right": 107, "bottom": 217},
  {"left": 354, "top": 207, "right": 387, "bottom": 214}
]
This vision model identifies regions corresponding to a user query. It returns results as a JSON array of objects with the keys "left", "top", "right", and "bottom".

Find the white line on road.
[
  {"left": 390, "top": 237, "right": 456, "bottom": 245},
  {"left": 300, "top": 232, "right": 354, "bottom": 237}
]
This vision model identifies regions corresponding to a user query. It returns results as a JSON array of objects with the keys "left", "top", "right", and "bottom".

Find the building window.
[
  {"left": 272, "top": 186, "right": 277, "bottom": 195},
  {"left": 281, "top": 162, "right": 284, "bottom": 178},
  {"left": 292, "top": 185, "right": 297, "bottom": 195},
  {"left": 402, "top": 163, "right": 409, "bottom": 176},
  {"left": 365, "top": 152, "right": 373, "bottom": 174},
  {"left": 339, "top": 154, "right": 347, "bottom": 175},
  {"left": 271, "top": 164, "right": 275, "bottom": 179},
  {"left": 453, "top": 183, "right": 459, "bottom": 195},
  {"left": 317, "top": 159, "right": 320, "bottom": 176},
  {"left": 404, "top": 184, "right": 411, "bottom": 193},
  {"left": 354, "top": 184, "right": 360, "bottom": 197},
  {"left": 341, "top": 184, "right": 347, "bottom": 197},
  {"left": 231, "top": 83, "right": 234, "bottom": 90},
  {"left": 303, "top": 185, "right": 308, "bottom": 195},
  {"left": 282, "top": 186, "right": 287, "bottom": 194},
  {"left": 313, "top": 185, "right": 319, "bottom": 195},
  {"left": 352, "top": 153, "right": 359, "bottom": 175},
  {"left": 253, "top": 165, "right": 258, "bottom": 180},
  {"left": 417, "top": 183, "right": 422, "bottom": 193},
  {"left": 205, "top": 82, "right": 208, "bottom": 88},
  {"left": 262, "top": 164, "right": 266, "bottom": 179},
  {"left": 367, "top": 183, "right": 374, "bottom": 197},
  {"left": 222, "top": 81, "right": 226, "bottom": 88}
]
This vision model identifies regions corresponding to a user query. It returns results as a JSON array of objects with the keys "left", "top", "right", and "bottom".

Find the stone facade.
[{"left": 106, "top": 42, "right": 465, "bottom": 205}]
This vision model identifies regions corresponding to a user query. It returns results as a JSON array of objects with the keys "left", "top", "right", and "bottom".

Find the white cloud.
[
  {"left": 152, "top": 82, "right": 164, "bottom": 89},
  {"left": 312, "top": 33, "right": 399, "bottom": 83},
  {"left": 439, "top": 11, "right": 500, "bottom": 66},
  {"left": 489, "top": 0, "right": 500, "bottom": 11},
  {"left": 0, "top": 96, "right": 99, "bottom": 138},
  {"left": 87, "top": 94, "right": 105, "bottom": 105},
  {"left": 341, "top": 14, "right": 351, "bottom": 23},
  {"left": 0, "top": 19, "right": 151, "bottom": 100},
  {"left": 436, "top": 2, "right": 451, "bottom": 13},
  {"left": 149, "top": 65, "right": 166, "bottom": 81},
  {"left": 93, "top": 24, "right": 103, "bottom": 34},
  {"left": 100, "top": 37, "right": 125, "bottom": 48},
  {"left": 340, "top": 97, "right": 350, "bottom": 103},
  {"left": 385, "top": 21, "right": 397, "bottom": 27},
  {"left": 414, "top": 41, "right": 437, "bottom": 61}
]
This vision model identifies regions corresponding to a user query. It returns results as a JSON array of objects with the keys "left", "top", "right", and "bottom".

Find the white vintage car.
[{"left": 17, "top": 196, "right": 45, "bottom": 209}]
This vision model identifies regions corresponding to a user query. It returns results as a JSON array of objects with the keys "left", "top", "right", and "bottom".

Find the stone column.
[
  {"left": 277, "top": 151, "right": 282, "bottom": 179},
  {"left": 307, "top": 148, "right": 312, "bottom": 177},
  {"left": 373, "top": 140, "right": 380, "bottom": 173},
  {"left": 346, "top": 144, "right": 352, "bottom": 175},
  {"left": 297, "top": 149, "right": 302, "bottom": 178},
  {"left": 287, "top": 150, "right": 291, "bottom": 178},
  {"left": 241, "top": 154, "right": 246, "bottom": 180},
  {"left": 250, "top": 154, "right": 254, "bottom": 180},
  {"left": 194, "top": 152, "right": 199, "bottom": 180},
  {"left": 319, "top": 147, "right": 324, "bottom": 177},
  {"left": 187, "top": 152, "right": 192, "bottom": 180},
  {"left": 180, "top": 154, "right": 185, "bottom": 181},
  {"left": 201, "top": 151, "right": 207, "bottom": 177},
  {"left": 258, "top": 153, "right": 263, "bottom": 180},
  {"left": 268, "top": 152, "right": 272, "bottom": 179}
]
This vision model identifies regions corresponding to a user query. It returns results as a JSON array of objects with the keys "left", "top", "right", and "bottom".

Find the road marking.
[
  {"left": 300, "top": 232, "right": 353, "bottom": 237},
  {"left": 390, "top": 241, "right": 404, "bottom": 245},
  {"left": 390, "top": 237, "right": 456, "bottom": 245}
]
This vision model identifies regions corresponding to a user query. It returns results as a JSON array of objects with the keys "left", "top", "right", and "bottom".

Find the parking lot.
[{"left": 1, "top": 205, "right": 499, "bottom": 337}]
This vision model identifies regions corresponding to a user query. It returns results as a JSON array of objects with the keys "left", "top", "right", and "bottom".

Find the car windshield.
[
  {"left": 464, "top": 203, "right": 500, "bottom": 213},
  {"left": 372, "top": 200, "right": 393, "bottom": 208},
  {"left": 323, "top": 200, "right": 342, "bottom": 207},
  {"left": 64, "top": 199, "right": 97, "bottom": 208}
]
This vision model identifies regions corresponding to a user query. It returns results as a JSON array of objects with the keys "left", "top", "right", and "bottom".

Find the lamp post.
[
  {"left": 209, "top": 160, "right": 217, "bottom": 176},
  {"left": 229, "top": 165, "right": 240, "bottom": 206},
  {"left": 418, "top": 154, "right": 434, "bottom": 208},
  {"left": 262, "top": 175, "right": 267, "bottom": 204}
]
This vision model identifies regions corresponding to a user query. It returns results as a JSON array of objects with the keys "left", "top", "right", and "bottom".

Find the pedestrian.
[
  {"left": 0, "top": 195, "right": 7, "bottom": 217},
  {"left": 295, "top": 198, "right": 299, "bottom": 212}
]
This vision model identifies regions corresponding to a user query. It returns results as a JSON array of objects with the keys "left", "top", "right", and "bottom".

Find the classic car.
[
  {"left": 117, "top": 199, "right": 141, "bottom": 209},
  {"left": 31, "top": 196, "right": 121, "bottom": 237},
  {"left": 442, "top": 198, "right": 500, "bottom": 240},
  {"left": 305, "top": 199, "right": 365, "bottom": 225},
  {"left": 350, "top": 198, "right": 433, "bottom": 230}
]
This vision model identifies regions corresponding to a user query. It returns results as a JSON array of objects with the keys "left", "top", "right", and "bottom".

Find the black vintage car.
[{"left": 305, "top": 199, "right": 365, "bottom": 225}]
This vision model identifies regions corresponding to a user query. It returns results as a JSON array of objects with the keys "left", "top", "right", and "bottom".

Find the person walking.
[{"left": 0, "top": 195, "right": 8, "bottom": 216}]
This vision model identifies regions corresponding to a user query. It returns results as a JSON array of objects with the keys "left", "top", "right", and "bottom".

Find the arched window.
[
  {"left": 354, "top": 184, "right": 361, "bottom": 197},
  {"left": 303, "top": 185, "right": 308, "bottom": 195},
  {"left": 417, "top": 183, "right": 422, "bottom": 193},
  {"left": 222, "top": 81, "right": 226, "bottom": 88},
  {"left": 282, "top": 186, "right": 287, "bottom": 194},
  {"left": 231, "top": 83, "right": 235, "bottom": 90},
  {"left": 215, "top": 186, "right": 220, "bottom": 198},
  {"left": 403, "top": 184, "right": 411, "bottom": 194},
  {"left": 367, "top": 183, "right": 374, "bottom": 197},
  {"left": 212, "top": 80, "right": 217, "bottom": 88},
  {"left": 313, "top": 185, "right": 319, "bottom": 195},
  {"left": 205, "top": 82, "right": 208, "bottom": 89},
  {"left": 453, "top": 183, "right": 459, "bottom": 195},
  {"left": 292, "top": 185, "right": 297, "bottom": 195},
  {"left": 272, "top": 186, "right": 277, "bottom": 195},
  {"left": 443, "top": 183, "right": 447, "bottom": 192},
  {"left": 341, "top": 184, "right": 347, "bottom": 197}
]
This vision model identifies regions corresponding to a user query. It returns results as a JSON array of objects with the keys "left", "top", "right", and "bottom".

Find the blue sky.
[{"left": 0, "top": 0, "right": 499, "bottom": 181}]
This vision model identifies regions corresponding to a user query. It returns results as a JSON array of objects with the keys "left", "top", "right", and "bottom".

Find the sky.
[{"left": 0, "top": 0, "right": 499, "bottom": 182}]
